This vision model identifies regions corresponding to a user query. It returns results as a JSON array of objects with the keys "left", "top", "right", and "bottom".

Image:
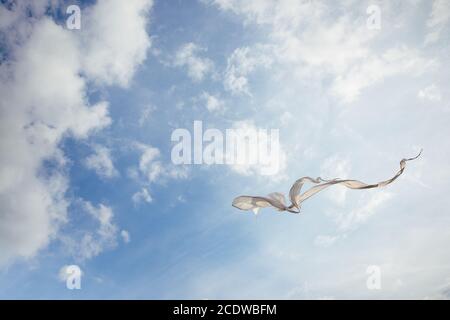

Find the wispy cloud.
[
  {"left": 61, "top": 201, "right": 120, "bottom": 261},
  {"left": 418, "top": 84, "right": 442, "bottom": 102},
  {"left": 425, "top": 0, "right": 450, "bottom": 45},
  {"left": 132, "top": 187, "right": 153, "bottom": 205},
  {"left": 224, "top": 45, "right": 272, "bottom": 95}
]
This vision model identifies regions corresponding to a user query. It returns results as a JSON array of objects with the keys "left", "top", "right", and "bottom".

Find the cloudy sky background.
[{"left": 0, "top": 0, "right": 449, "bottom": 299}]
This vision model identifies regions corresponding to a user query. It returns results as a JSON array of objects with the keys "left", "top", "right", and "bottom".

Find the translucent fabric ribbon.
[{"left": 232, "top": 150, "right": 422, "bottom": 214}]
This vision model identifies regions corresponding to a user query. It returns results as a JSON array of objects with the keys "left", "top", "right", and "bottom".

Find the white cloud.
[
  {"left": 0, "top": 0, "right": 153, "bottom": 267},
  {"left": 58, "top": 265, "right": 70, "bottom": 282},
  {"left": 200, "top": 92, "right": 225, "bottom": 113},
  {"left": 138, "top": 145, "right": 163, "bottom": 182},
  {"left": 314, "top": 235, "right": 340, "bottom": 248},
  {"left": 173, "top": 42, "right": 214, "bottom": 81},
  {"left": 277, "top": 18, "right": 371, "bottom": 75},
  {"left": 84, "top": 145, "right": 119, "bottom": 178},
  {"left": 335, "top": 191, "right": 393, "bottom": 232},
  {"left": 0, "top": 18, "right": 109, "bottom": 267},
  {"left": 425, "top": 0, "right": 450, "bottom": 45},
  {"left": 135, "top": 143, "right": 189, "bottom": 183},
  {"left": 139, "top": 104, "right": 156, "bottom": 127},
  {"left": 331, "top": 46, "right": 435, "bottom": 103},
  {"left": 418, "top": 84, "right": 442, "bottom": 102},
  {"left": 224, "top": 46, "right": 272, "bottom": 95},
  {"left": 121, "top": 230, "right": 131, "bottom": 244},
  {"left": 62, "top": 201, "right": 119, "bottom": 261},
  {"left": 168, "top": 0, "right": 450, "bottom": 300},
  {"left": 81, "top": 0, "right": 153, "bottom": 87},
  {"left": 129, "top": 143, "right": 188, "bottom": 204},
  {"left": 132, "top": 187, "right": 153, "bottom": 205},
  {"left": 209, "top": 1, "right": 436, "bottom": 103}
]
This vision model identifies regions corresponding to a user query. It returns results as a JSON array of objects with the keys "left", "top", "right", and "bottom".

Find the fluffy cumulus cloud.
[
  {"left": 121, "top": 230, "right": 131, "bottom": 244},
  {"left": 129, "top": 143, "right": 188, "bottom": 204},
  {"left": 81, "top": 0, "right": 153, "bottom": 86},
  {"left": 141, "top": 144, "right": 189, "bottom": 181},
  {"left": 138, "top": 144, "right": 164, "bottom": 182},
  {"left": 84, "top": 145, "right": 119, "bottom": 178},
  {"left": 0, "top": 0, "right": 153, "bottom": 267},
  {"left": 200, "top": 92, "right": 225, "bottom": 113},
  {"left": 173, "top": 42, "right": 214, "bottom": 81}
]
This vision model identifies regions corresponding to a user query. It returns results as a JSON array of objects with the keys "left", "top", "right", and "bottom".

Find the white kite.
[{"left": 232, "top": 150, "right": 422, "bottom": 214}]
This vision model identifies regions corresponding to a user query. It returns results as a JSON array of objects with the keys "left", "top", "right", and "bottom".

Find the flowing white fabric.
[{"left": 232, "top": 150, "right": 422, "bottom": 214}]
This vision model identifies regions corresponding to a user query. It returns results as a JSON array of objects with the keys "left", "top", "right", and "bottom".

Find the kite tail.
[{"left": 232, "top": 149, "right": 422, "bottom": 214}]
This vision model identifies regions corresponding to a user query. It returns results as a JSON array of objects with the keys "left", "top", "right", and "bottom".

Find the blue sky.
[{"left": 0, "top": 0, "right": 450, "bottom": 299}]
